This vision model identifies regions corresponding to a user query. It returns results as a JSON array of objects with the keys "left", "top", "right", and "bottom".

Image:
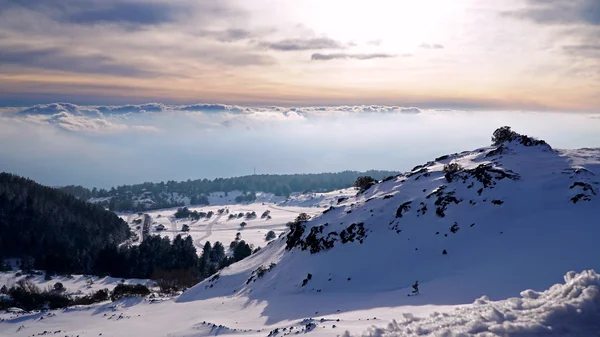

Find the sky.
[
  {"left": 0, "top": 1, "right": 599, "bottom": 188},
  {"left": 0, "top": 0, "right": 599, "bottom": 110}
]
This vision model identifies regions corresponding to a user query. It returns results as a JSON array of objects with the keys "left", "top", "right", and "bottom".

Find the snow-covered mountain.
[
  {"left": 180, "top": 133, "right": 600, "bottom": 306},
  {"left": 2, "top": 131, "right": 599, "bottom": 337}
]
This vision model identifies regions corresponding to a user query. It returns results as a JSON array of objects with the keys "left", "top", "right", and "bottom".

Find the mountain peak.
[{"left": 179, "top": 132, "right": 599, "bottom": 310}]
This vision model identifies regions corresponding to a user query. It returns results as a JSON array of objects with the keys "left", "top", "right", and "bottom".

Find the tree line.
[{"left": 59, "top": 170, "right": 400, "bottom": 212}]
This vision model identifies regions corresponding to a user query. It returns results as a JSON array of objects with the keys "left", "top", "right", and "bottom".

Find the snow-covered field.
[
  {"left": 119, "top": 190, "right": 356, "bottom": 252},
  {"left": 2, "top": 139, "right": 600, "bottom": 336},
  {"left": 0, "top": 272, "right": 151, "bottom": 297},
  {"left": 2, "top": 270, "right": 599, "bottom": 337}
]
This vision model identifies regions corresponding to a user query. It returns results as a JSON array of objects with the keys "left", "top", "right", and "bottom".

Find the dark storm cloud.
[
  {"left": 0, "top": 47, "right": 151, "bottom": 76},
  {"left": 310, "top": 53, "right": 397, "bottom": 61},
  {"left": 261, "top": 37, "right": 345, "bottom": 51}
]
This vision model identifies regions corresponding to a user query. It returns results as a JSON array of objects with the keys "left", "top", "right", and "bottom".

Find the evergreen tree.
[
  {"left": 265, "top": 231, "right": 277, "bottom": 241},
  {"left": 19, "top": 257, "right": 35, "bottom": 273},
  {"left": 233, "top": 241, "right": 252, "bottom": 262},
  {"left": 210, "top": 242, "right": 225, "bottom": 264},
  {"left": 202, "top": 241, "right": 212, "bottom": 262}
]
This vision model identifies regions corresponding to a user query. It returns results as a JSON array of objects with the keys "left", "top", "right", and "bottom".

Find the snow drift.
[{"left": 358, "top": 270, "right": 600, "bottom": 337}]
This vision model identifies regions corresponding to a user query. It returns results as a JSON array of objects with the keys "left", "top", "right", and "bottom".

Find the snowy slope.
[
  {"left": 0, "top": 272, "right": 151, "bottom": 297},
  {"left": 2, "top": 270, "right": 599, "bottom": 337},
  {"left": 180, "top": 139, "right": 600, "bottom": 305},
  {"left": 2, "top": 137, "right": 599, "bottom": 337},
  {"left": 277, "top": 188, "right": 356, "bottom": 208}
]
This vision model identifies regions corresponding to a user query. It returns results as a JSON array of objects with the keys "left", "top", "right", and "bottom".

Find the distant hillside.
[
  {"left": 59, "top": 170, "right": 400, "bottom": 212},
  {"left": 0, "top": 173, "right": 130, "bottom": 274}
]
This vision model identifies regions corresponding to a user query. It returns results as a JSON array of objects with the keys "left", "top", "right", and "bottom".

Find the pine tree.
[
  {"left": 233, "top": 241, "right": 252, "bottom": 262},
  {"left": 202, "top": 242, "right": 212, "bottom": 262},
  {"left": 210, "top": 242, "right": 225, "bottom": 264}
]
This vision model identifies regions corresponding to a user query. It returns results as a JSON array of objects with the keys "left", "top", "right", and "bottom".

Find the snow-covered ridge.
[{"left": 181, "top": 138, "right": 600, "bottom": 303}]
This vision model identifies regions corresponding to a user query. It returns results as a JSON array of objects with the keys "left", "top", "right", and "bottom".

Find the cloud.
[
  {"left": 0, "top": 46, "right": 153, "bottom": 76},
  {"left": 260, "top": 37, "right": 345, "bottom": 51},
  {"left": 0, "top": 0, "right": 267, "bottom": 74},
  {"left": 197, "top": 28, "right": 254, "bottom": 42},
  {"left": 178, "top": 104, "right": 248, "bottom": 114},
  {"left": 10, "top": 102, "right": 425, "bottom": 133},
  {"left": 1, "top": 0, "right": 230, "bottom": 29},
  {"left": 22, "top": 111, "right": 126, "bottom": 133},
  {"left": 290, "top": 105, "right": 421, "bottom": 115},
  {"left": 506, "top": 0, "right": 600, "bottom": 26},
  {"left": 62, "top": 2, "right": 182, "bottom": 27},
  {"left": 310, "top": 53, "right": 398, "bottom": 61},
  {"left": 419, "top": 43, "right": 444, "bottom": 49},
  {"left": 16, "top": 102, "right": 422, "bottom": 118},
  {"left": 367, "top": 40, "right": 382, "bottom": 46},
  {"left": 96, "top": 103, "right": 167, "bottom": 114},
  {"left": 15, "top": 103, "right": 164, "bottom": 132},
  {"left": 563, "top": 44, "right": 600, "bottom": 58},
  {"left": 19, "top": 103, "right": 101, "bottom": 116},
  {"left": 505, "top": 0, "right": 600, "bottom": 66}
]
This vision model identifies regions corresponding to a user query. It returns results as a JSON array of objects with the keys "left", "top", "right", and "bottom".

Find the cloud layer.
[
  {"left": 311, "top": 53, "right": 399, "bottom": 61},
  {"left": 2, "top": 102, "right": 599, "bottom": 189},
  {"left": 5, "top": 102, "right": 423, "bottom": 133}
]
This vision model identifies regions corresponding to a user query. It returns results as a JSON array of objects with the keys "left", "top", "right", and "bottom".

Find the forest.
[
  {"left": 60, "top": 170, "right": 400, "bottom": 211},
  {"left": 0, "top": 173, "right": 254, "bottom": 287},
  {"left": 0, "top": 172, "right": 130, "bottom": 274}
]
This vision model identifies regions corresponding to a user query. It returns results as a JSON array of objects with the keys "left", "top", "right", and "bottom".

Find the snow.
[
  {"left": 0, "top": 272, "right": 151, "bottom": 296},
  {"left": 121, "top": 203, "right": 326, "bottom": 251},
  {"left": 356, "top": 270, "right": 600, "bottom": 337},
  {"left": 2, "top": 141, "right": 599, "bottom": 336},
  {"left": 278, "top": 189, "right": 357, "bottom": 208},
  {"left": 2, "top": 270, "right": 600, "bottom": 337}
]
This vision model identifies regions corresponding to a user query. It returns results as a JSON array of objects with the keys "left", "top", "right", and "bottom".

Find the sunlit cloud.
[
  {"left": 10, "top": 102, "right": 425, "bottom": 133},
  {"left": 0, "top": 0, "right": 599, "bottom": 110}
]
